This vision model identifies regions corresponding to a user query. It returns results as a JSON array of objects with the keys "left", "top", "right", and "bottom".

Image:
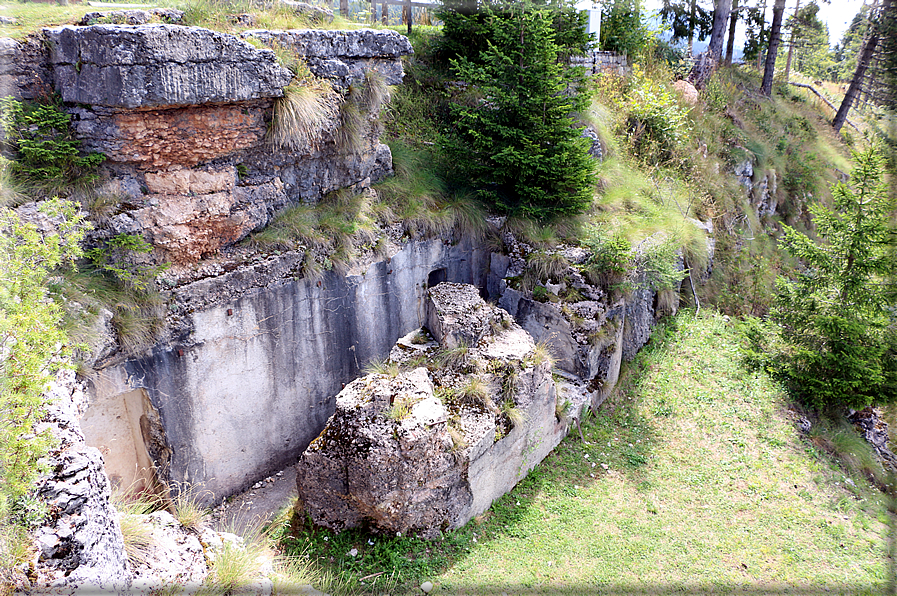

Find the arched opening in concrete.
[
  {"left": 80, "top": 388, "right": 171, "bottom": 497},
  {"left": 427, "top": 267, "right": 447, "bottom": 288}
]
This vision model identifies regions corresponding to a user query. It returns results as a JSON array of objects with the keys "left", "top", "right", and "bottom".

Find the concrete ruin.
[
  {"left": 0, "top": 17, "right": 706, "bottom": 591},
  {"left": 295, "top": 283, "right": 585, "bottom": 537}
]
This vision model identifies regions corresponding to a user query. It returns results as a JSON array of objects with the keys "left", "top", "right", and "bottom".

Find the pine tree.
[
  {"left": 443, "top": 3, "right": 595, "bottom": 219},
  {"left": 772, "top": 148, "right": 897, "bottom": 410}
]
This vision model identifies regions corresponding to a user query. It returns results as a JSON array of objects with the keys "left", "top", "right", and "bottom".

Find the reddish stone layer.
[{"left": 108, "top": 103, "right": 268, "bottom": 168}]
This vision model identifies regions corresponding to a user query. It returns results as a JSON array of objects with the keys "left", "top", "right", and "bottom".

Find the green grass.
[{"left": 272, "top": 311, "right": 890, "bottom": 595}]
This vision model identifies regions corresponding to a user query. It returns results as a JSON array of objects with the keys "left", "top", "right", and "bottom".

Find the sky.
[{"left": 642, "top": 0, "right": 868, "bottom": 49}]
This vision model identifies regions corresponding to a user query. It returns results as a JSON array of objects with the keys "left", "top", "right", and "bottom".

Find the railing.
[{"left": 336, "top": 0, "right": 438, "bottom": 33}]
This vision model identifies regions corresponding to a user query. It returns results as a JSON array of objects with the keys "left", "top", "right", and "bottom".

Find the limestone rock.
[
  {"left": 281, "top": 0, "right": 334, "bottom": 23},
  {"left": 44, "top": 25, "right": 293, "bottom": 108},
  {"left": 296, "top": 367, "right": 468, "bottom": 537},
  {"left": 78, "top": 8, "right": 184, "bottom": 26},
  {"left": 581, "top": 126, "right": 603, "bottom": 161},
  {"left": 850, "top": 407, "right": 897, "bottom": 471},
  {"left": 672, "top": 79, "right": 699, "bottom": 105},
  {"left": 127, "top": 172, "right": 284, "bottom": 265},
  {"left": 295, "top": 283, "right": 565, "bottom": 537},
  {"left": 0, "top": 35, "right": 53, "bottom": 101},
  {"left": 425, "top": 282, "right": 504, "bottom": 349},
  {"left": 129, "top": 511, "right": 208, "bottom": 590},
  {"left": 31, "top": 371, "right": 131, "bottom": 591},
  {"left": 242, "top": 28, "right": 412, "bottom": 85}
]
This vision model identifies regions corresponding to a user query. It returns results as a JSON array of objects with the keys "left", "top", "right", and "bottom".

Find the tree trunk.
[
  {"left": 688, "top": 0, "right": 698, "bottom": 56},
  {"left": 760, "top": 0, "right": 786, "bottom": 96},
  {"left": 833, "top": 0, "right": 892, "bottom": 132},
  {"left": 340, "top": 0, "right": 348, "bottom": 17},
  {"left": 708, "top": 0, "right": 733, "bottom": 61},
  {"left": 783, "top": 0, "right": 801, "bottom": 82},
  {"left": 756, "top": 0, "right": 768, "bottom": 70},
  {"left": 724, "top": 0, "right": 739, "bottom": 65}
]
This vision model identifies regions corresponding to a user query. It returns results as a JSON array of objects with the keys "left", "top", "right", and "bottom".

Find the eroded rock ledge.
[
  {"left": 295, "top": 283, "right": 587, "bottom": 537},
  {"left": 2, "top": 25, "right": 411, "bottom": 265}
]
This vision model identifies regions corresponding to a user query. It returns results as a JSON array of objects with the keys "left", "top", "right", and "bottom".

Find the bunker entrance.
[{"left": 80, "top": 388, "right": 171, "bottom": 497}]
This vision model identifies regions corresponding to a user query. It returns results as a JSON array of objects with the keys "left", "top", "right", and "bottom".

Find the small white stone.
[{"left": 421, "top": 581, "right": 433, "bottom": 593}]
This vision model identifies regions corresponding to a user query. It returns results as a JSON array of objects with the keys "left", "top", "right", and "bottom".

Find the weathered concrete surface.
[
  {"left": 295, "top": 283, "right": 572, "bottom": 537},
  {"left": 90, "top": 239, "right": 491, "bottom": 503},
  {"left": 44, "top": 24, "right": 293, "bottom": 108}
]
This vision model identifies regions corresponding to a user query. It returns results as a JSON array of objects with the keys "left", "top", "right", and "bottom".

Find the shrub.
[
  {"left": 0, "top": 199, "right": 87, "bottom": 532},
  {"left": 0, "top": 97, "right": 104, "bottom": 192},
  {"left": 85, "top": 233, "right": 168, "bottom": 291},
  {"left": 619, "top": 66, "right": 690, "bottom": 164}
]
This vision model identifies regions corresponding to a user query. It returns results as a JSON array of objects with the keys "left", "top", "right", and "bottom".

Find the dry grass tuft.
[{"left": 270, "top": 79, "right": 340, "bottom": 151}]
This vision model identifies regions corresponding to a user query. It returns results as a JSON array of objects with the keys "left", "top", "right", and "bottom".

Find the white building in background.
[{"left": 574, "top": 0, "right": 602, "bottom": 44}]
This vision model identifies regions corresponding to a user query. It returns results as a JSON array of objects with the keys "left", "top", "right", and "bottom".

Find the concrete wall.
[{"left": 89, "top": 239, "right": 491, "bottom": 502}]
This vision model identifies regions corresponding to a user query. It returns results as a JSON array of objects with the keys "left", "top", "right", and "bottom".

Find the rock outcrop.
[
  {"left": 30, "top": 369, "right": 131, "bottom": 592},
  {"left": 45, "top": 24, "right": 293, "bottom": 109},
  {"left": 1, "top": 24, "right": 411, "bottom": 265},
  {"left": 295, "top": 283, "right": 583, "bottom": 537},
  {"left": 243, "top": 28, "right": 413, "bottom": 86}
]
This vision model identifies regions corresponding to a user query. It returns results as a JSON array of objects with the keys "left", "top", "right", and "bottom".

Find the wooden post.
[
  {"left": 340, "top": 0, "right": 348, "bottom": 18},
  {"left": 404, "top": 0, "right": 412, "bottom": 34},
  {"left": 370, "top": 0, "right": 376, "bottom": 23},
  {"left": 382, "top": 1, "right": 389, "bottom": 24}
]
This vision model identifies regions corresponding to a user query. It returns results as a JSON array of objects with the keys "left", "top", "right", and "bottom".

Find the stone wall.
[
  {"left": 571, "top": 50, "right": 630, "bottom": 76},
  {"left": 89, "top": 239, "right": 492, "bottom": 502},
  {"left": 1, "top": 24, "right": 412, "bottom": 266}
]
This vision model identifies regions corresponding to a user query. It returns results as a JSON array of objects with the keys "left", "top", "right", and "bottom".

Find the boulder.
[
  {"left": 295, "top": 283, "right": 570, "bottom": 538},
  {"left": 672, "top": 79, "right": 699, "bottom": 106}
]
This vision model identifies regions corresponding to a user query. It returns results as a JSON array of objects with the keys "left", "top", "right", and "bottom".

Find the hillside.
[
  {"left": 274, "top": 312, "right": 890, "bottom": 595},
  {"left": 0, "top": 1, "right": 894, "bottom": 594}
]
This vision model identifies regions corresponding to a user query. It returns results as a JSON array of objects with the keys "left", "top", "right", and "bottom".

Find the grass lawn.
[{"left": 273, "top": 311, "right": 891, "bottom": 595}]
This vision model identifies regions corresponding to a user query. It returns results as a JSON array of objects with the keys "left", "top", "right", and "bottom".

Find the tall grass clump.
[
  {"left": 375, "top": 142, "right": 487, "bottom": 241},
  {"left": 335, "top": 70, "right": 389, "bottom": 154},
  {"left": 112, "top": 489, "right": 160, "bottom": 568},
  {"left": 269, "top": 71, "right": 340, "bottom": 151}
]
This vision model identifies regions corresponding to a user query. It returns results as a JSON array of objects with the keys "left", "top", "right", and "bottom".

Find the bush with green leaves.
[
  {"left": 619, "top": 65, "right": 690, "bottom": 164},
  {"left": 441, "top": 1, "right": 596, "bottom": 219},
  {"left": 0, "top": 97, "right": 105, "bottom": 192},
  {"left": 772, "top": 148, "right": 897, "bottom": 411},
  {"left": 85, "top": 233, "right": 168, "bottom": 292},
  {"left": 0, "top": 198, "right": 88, "bottom": 581}
]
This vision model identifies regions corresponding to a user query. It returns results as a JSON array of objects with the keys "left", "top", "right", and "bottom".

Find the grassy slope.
[{"left": 278, "top": 312, "right": 890, "bottom": 595}]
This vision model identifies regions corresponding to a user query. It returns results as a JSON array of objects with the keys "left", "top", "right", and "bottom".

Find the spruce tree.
[
  {"left": 442, "top": 2, "right": 595, "bottom": 219},
  {"left": 772, "top": 148, "right": 897, "bottom": 410}
]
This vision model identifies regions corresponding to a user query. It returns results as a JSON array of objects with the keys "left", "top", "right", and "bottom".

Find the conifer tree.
[
  {"left": 772, "top": 148, "right": 897, "bottom": 410},
  {"left": 442, "top": 2, "right": 595, "bottom": 219}
]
